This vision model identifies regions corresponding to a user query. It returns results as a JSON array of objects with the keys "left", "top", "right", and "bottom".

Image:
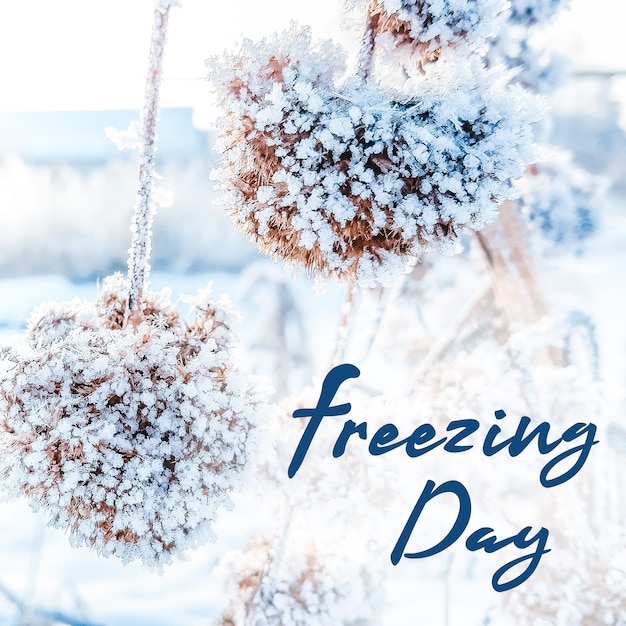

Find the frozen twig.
[
  {"left": 475, "top": 200, "right": 564, "bottom": 365},
  {"left": 355, "top": 6, "right": 378, "bottom": 82},
  {"left": 474, "top": 201, "right": 547, "bottom": 329},
  {"left": 564, "top": 311, "right": 600, "bottom": 379},
  {"left": 330, "top": 281, "right": 358, "bottom": 367},
  {"left": 244, "top": 514, "right": 294, "bottom": 626},
  {"left": 357, "top": 286, "right": 385, "bottom": 361},
  {"left": 127, "top": 0, "right": 174, "bottom": 316}
]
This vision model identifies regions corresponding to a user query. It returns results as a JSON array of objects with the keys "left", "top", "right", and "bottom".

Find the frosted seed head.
[{"left": 0, "top": 273, "right": 264, "bottom": 566}]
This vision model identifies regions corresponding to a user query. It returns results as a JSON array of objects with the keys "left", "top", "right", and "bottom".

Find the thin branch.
[
  {"left": 329, "top": 280, "right": 357, "bottom": 367},
  {"left": 355, "top": 8, "right": 378, "bottom": 83},
  {"left": 410, "top": 278, "right": 493, "bottom": 385},
  {"left": 126, "top": 1, "right": 174, "bottom": 316}
]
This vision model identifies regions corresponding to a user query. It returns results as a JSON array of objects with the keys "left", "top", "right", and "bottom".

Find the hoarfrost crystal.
[
  {"left": 0, "top": 274, "right": 261, "bottom": 566},
  {"left": 208, "top": 27, "right": 536, "bottom": 285},
  {"left": 348, "top": 0, "right": 508, "bottom": 52}
]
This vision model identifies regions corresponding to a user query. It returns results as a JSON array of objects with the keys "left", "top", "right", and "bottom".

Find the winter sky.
[{"left": 0, "top": 0, "right": 623, "bottom": 116}]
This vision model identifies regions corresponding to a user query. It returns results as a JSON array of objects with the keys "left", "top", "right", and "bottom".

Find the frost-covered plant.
[
  {"left": 514, "top": 147, "right": 607, "bottom": 248},
  {"left": 212, "top": 385, "right": 392, "bottom": 624},
  {"left": 347, "top": 0, "right": 508, "bottom": 58},
  {"left": 208, "top": 27, "right": 535, "bottom": 286},
  {"left": 262, "top": 390, "right": 394, "bottom": 533},
  {"left": 0, "top": 0, "right": 262, "bottom": 566},
  {"left": 214, "top": 538, "right": 381, "bottom": 626},
  {"left": 0, "top": 274, "right": 260, "bottom": 566}
]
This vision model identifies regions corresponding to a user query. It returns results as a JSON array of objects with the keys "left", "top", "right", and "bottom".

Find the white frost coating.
[
  {"left": 127, "top": 1, "right": 172, "bottom": 314},
  {"left": 347, "top": 0, "right": 510, "bottom": 50},
  {"left": 0, "top": 274, "right": 262, "bottom": 566},
  {"left": 208, "top": 27, "right": 537, "bottom": 285},
  {"left": 158, "top": 0, "right": 182, "bottom": 11},
  {"left": 105, "top": 121, "right": 143, "bottom": 151}
]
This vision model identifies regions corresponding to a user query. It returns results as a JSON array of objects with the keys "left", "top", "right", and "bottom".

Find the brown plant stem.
[
  {"left": 475, "top": 200, "right": 562, "bottom": 365},
  {"left": 127, "top": 1, "right": 174, "bottom": 318},
  {"left": 475, "top": 201, "right": 547, "bottom": 326}
]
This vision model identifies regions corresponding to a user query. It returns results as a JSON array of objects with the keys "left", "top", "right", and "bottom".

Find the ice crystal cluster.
[
  {"left": 214, "top": 539, "right": 380, "bottom": 626},
  {"left": 515, "top": 148, "right": 606, "bottom": 247},
  {"left": 209, "top": 27, "right": 535, "bottom": 285},
  {"left": 349, "top": 0, "right": 507, "bottom": 52},
  {"left": 0, "top": 274, "right": 260, "bottom": 566}
]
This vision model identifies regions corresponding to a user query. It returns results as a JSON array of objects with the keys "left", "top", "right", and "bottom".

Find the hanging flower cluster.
[
  {"left": 214, "top": 538, "right": 381, "bottom": 626},
  {"left": 348, "top": 0, "right": 508, "bottom": 55},
  {"left": 514, "top": 147, "right": 606, "bottom": 248},
  {"left": 0, "top": 274, "right": 260, "bottom": 566},
  {"left": 209, "top": 27, "right": 535, "bottom": 286}
]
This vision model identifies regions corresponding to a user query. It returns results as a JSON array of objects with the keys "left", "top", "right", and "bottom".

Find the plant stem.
[
  {"left": 356, "top": 7, "right": 378, "bottom": 83},
  {"left": 127, "top": 1, "right": 174, "bottom": 316},
  {"left": 330, "top": 280, "right": 357, "bottom": 367},
  {"left": 474, "top": 200, "right": 547, "bottom": 329}
]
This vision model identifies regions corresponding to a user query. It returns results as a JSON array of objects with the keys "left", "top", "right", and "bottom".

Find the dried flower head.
[
  {"left": 209, "top": 27, "right": 536, "bottom": 286},
  {"left": 215, "top": 538, "right": 381, "bottom": 626},
  {"left": 348, "top": 0, "right": 508, "bottom": 57},
  {"left": 0, "top": 273, "right": 261, "bottom": 566}
]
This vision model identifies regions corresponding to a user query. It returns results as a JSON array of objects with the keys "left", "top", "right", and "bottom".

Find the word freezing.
[
  {"left": 288, "top": 364, "right": 598, "bottom": 488},
  {"left": 287, "top": 364, "right": 599, "bottom": 592}
]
